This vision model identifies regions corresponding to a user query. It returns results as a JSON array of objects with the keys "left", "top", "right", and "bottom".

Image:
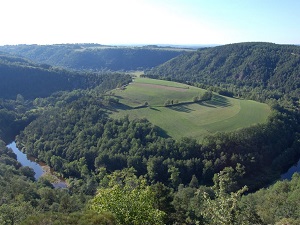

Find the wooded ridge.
[
  {"left": 0, "top": 44, "right": 190, "bottom": 71},
  {"left": 1, "top": 42, "right": 300, "bottom": 224},
  {"left": 146, "top": 42, "right": 300, "bottom": 103}
]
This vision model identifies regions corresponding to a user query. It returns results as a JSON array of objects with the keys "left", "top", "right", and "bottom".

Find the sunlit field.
[{"left": 111, "top": 78, "right": 271, "bottom": 140}]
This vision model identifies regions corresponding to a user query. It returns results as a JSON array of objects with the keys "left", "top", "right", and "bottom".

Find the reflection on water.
[
  {"left": 53, "top": 181, "right": 68, "bottom": 188},
  {"left": 7, "top": 142, "right": 44, "bottom": 179},
  {"left": 7, "top": 142, "right": 67, "bottom": 188}
]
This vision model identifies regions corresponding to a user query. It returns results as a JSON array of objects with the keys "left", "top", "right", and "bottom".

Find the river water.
[
  {"left": 7, "top": 142, "right": 67, "bottom": 188},
  {"left": 281, "top": 159, "right": 300, "bottom": 180},
  {"left": 7, "top": 141, "right": 299, "bottom": 185}
]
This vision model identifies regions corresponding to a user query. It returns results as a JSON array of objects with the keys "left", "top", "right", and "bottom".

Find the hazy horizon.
[
  {"left": 1, "top": 42, "right": 299, "bottom": 49},
  {"left": 1, "top": 0, "right": 299, "bottom": 46}
]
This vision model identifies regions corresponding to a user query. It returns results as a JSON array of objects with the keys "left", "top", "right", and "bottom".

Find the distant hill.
[
  {"left": 0, "top": 54, "right": 131, "bottom": 100},
  {"left": 146, "top": 42, "right": 300, "bottom": 100},
  {"left": 0, "top": 44, "right": 191, "bottom": 71}
]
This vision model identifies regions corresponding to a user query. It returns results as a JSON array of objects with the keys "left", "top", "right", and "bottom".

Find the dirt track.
[{"left": 134, "top": 82, "right": 188, "bottom": 92}]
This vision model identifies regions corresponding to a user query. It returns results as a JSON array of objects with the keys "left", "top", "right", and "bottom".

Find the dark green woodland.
[
  {"left": 1, "top": 42, "right": 300, "bottom": 224},
  {"left": 0, "top": 44, "right": 189, "bottom": 71}
]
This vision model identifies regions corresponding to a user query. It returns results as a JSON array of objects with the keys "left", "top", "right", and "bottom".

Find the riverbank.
[
  {"left": 8, "top": 141, "right": 67, "bottom": 188},
  {"left": 281, "top": 159, "right": 300, "bottom": 180},
  {"left": 40, "top": 165, "right": 68, "bottom": 188}
]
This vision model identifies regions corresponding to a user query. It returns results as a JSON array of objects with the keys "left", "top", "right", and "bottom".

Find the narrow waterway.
[
  {"left": 281, "top": 159, "right": 300, "bottom": 180},
  {"left": 7, "top": 141, "right": 299, "bottom": 185},
  {"left": 7, "top": 142, "right": 67, "bottom": 188}
]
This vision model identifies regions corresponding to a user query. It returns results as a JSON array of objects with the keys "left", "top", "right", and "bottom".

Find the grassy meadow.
[{"left": 110, "top": 78, "right": 271, "bottom": 140}]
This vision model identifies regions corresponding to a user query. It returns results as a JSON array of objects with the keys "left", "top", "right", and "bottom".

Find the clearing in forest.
[{"left": 110, "top": 78, "right": 271, "bottom": 140}]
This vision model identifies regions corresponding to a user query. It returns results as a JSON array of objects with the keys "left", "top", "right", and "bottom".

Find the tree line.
[
  {"left": 0, "top": 44, "right": 188, "bottom": 71},
  {"left": 145, "top": 42, "right": 300, "bottom": 105},
  {"left": 16, "top": 87, "right": 300, "bottom": 193},
  {"left": 0, "top": 54, "right": 131, "bottom": 100},
  {"left": 1, "top": 42, "right": 300, "bottom": 224}
]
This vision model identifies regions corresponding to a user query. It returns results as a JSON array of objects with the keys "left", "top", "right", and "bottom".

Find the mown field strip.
[{"left": 111, "top": 78, "right": 271, "bottom": 140}]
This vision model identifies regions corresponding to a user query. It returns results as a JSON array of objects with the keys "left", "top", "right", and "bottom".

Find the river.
[
  {"left": 7, "top": 142, "right": 67, "bottom": 188},
  {"left": 281, "top": 159, "right": 300, "bottom": 180},
  {"left": 7, "top": 141, "right": 299, "bottom": 185}
]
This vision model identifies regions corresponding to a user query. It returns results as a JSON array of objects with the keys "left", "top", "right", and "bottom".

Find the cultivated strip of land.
[{"left": 111, "top": 78, "right": 271, "bottom": 140}]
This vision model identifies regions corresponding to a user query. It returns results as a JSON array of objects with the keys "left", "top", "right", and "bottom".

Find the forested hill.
[
  {"left": 146, "top": 42, "right": 300, "bottom": 100},
  {"left": 0, "top": 44, "right": 190, "bottom": 71},
  {"left": 0, "top": 54, "right": 131, "bottom": 100}
]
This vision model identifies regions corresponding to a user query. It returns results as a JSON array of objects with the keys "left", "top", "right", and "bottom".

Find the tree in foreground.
[
  {"left": 0, "top": 201, "right": 34, "bottom": 225},
  {"left": 21, "top": 211, "right": 117, "bottom": 225},
  {"left": 89, "top": 168, "right": 165, "bottom": 225},
  {"left": 200, "top": 167, "right": 262, "bottom": 225}
]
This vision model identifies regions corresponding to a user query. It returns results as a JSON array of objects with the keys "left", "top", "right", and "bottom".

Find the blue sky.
[{"left": 0, "top": 0, "right": 299, "bottom": 45}]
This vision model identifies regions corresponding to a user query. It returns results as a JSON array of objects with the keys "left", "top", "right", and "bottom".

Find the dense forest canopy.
[
  {"left": 15, "top": 91, "right": 300, "bottom": 190},
  {"left": 0, "top": 44, "right": 191, "bottom": 71},
  {"left": 1, "top": 42, "right": 300, "bottom": 224},
  {"left": 146, "top": 42, "right": 300, "bottom": 103},
  {"left": 0, "top": 54, "right": 131, "bottom": 99}
]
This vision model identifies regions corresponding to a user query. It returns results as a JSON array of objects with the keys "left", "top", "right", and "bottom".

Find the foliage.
[
  {"left": 171, "top": 185, "right": 204, "bottom": 224},
  {"left": 89, "top": 169, "right": 165, "bottom": 225},
  {"left": 0, "top": 138, "right": 89, "bottom": 224},
  {"left": 0, "top": 201, "right": 34, "bottom": 225},
  {"left": 21, "top": 211, "right": 117, "bottom": 225},
  {"left": 146, "top": 42, "right": 300, "bottom": 104},
  {"left": 15, "top": 85, "right": 300, "bottom": 191},
  {"left": 242, "top": 173, "right": 300, "bottom": 224},
  {"left": 200, "top": 168, "right": 261, "bottom": 225},
  {"left": 1, "top": 42, "right": 300, "bottom": 224},
  {"left": 150, "top": 182, "right": 176, "bottom": 224},
  {"left": 0, "top": 44, "right": 188, "bottom": 71},
  {"left": 0, "top": 54, "right": 131, "bottom": 100}
]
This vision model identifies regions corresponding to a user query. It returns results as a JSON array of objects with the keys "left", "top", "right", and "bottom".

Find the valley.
[{"left": 0, "top": 42, "right": 300, "bottom": 224}]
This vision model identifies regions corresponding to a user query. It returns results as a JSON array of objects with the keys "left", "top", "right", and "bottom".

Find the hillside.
[
  {"left": 1, "top": 42, "right": 300, "bottom": 224},
  {"left": 0, "top": 44, "right": 191, "bottom": 71},
  {"left": 0, "top": 54, "right": 131, "bottom": 99},
  {"left": 146, "top": 42, "right": 300, "bottom": 101},
  {"left": 110, "top": 78, "right": 270, "bottom": 139}
]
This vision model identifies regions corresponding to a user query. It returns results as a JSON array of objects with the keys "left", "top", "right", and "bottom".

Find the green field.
[{"left": 111, "top": 78, "right": 271, "bottom": 140}]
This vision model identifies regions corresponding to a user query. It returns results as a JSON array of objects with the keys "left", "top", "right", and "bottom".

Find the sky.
[{"left": 0, "top": 0, "right": 299, "bottom": 46}]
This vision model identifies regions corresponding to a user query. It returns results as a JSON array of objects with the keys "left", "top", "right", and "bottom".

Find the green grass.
[
  {"left": 111, "top": 78, "right": 271, "bottom": 140},
  {"left": 114, "top": 78, "right": 205, "bottom": 107}
]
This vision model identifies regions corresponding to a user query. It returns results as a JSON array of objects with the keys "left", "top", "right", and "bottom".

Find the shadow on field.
[
  {"left": 115, "top": 95, "right": 124, "bottom": 100},
  {"left": 206, "top": 95, "right": 232, "bottom": 108},
  {"left": 197, "top": 102, "right": 216, "bottom": 108},
  {"left": 155, "top": 126, "right": 170, "bottom": 138},
  {"left": 170, "top": 105, "right": 194, "bottom": 113},
  {"left": 150, "top": 107, "right": 161, "bottom": 111},
  {"left": 114, "top": 103, "right": 133, "bottom": 110}
]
